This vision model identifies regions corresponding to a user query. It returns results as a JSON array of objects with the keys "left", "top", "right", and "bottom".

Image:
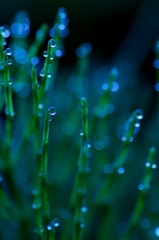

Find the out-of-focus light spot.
[
  {"left": 49, "top": 28, "right": 55, "bottom": 38},
  {"left": 61, "top": 210, "right": 70, "bottom": 220},
  {"left": 31, "top": 57, "right": 39, "bottom": 65},
  {"left": 94, "top": 140, "right": 104, "bottom": 150},
  {"left": 121, "top": 136, "right": 127, "bottom": 141},
  {"left": 111, "top": 82, "right": 119, "bottom": 92},
  {"left": 138, "top": 184, "right": 144, "bottom": 190},
  {"left": 15, "top": 83, "right": 30, "bottom": 98},
  {"left": 59, "top": 24, "right": 65, "bottom": 30},
  {"left": 10, "top": 11, "right": 30, "bottom": 38},
  {"left": 76, "top": 43, "right": 92, "bottom": 58},
  {"left": 155, "top": 83, "right": 159, "bottom": 92},
  {"left": 105, "top": 103, "right": 115, "bottom": 114},
  {"left": 58, "top": 28, "right": 69, "bottom": 38},
  {"left": 102, "top": 83, "right": 108, "bottom": 90},
  {"left": 55, "top": 47, "right": 65, "bottom": 58},
  {"left": 153, "top": 60, "right": 159, "bottom": 69},
  {"left": 155, "top": 227, "right": 159, "bottom": 237},
  {"left": 140, "top": 218, "right": 150, "bottom": 229},
  {"left": 13, "top": 82, "right": 23, "bottom": 92},
  {"left": 118, "top": 167, "right": 125, "bottom": 174},
  {"left": 14, "top": 47, "right": 29, "bottom": 64}
]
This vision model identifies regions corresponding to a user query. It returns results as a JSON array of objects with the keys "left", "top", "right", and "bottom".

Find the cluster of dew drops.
[
  {"left": 48, "top": 106, "right": 56, "bottom": 122},
  {"left": 39, "top": 39, "right": 56, "bottom": 78}
]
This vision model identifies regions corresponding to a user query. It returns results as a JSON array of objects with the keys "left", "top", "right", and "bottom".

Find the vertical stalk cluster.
[
  {"left": 122, "top": 147, "right": 156, "bottom": 240},
  {"left": 73, "top": 97, "right": 89, "bottom": 240}
]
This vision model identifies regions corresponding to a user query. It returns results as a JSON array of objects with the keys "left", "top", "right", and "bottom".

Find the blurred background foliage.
[{"left": 0, "top": 0, "right": 159, "bottom": 239}]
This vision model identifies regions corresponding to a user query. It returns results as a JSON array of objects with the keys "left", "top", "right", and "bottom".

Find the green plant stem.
[
  {"left": 39, "top": 42, "right": 52, "bottom": 99},
  {"left": 31, "top": 65, "right": 43, "bottom": 240},
  {"left": 96, "top": 110, "right": 137, "bottom": 204},
  {"left": 29, "top": 24, "right": 49, "bottom": 60},
  {"left": 122, "top": 147, "right": 156, "bottom": 240},
  {"left": 41, "top": 109, "right": 50, "bottom": 240},
  {"left": 73, "top": 97, "right": 88, "bottom": 240}
]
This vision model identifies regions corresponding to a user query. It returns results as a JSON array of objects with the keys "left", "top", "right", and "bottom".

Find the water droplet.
[
  {"left": 47, "top": 72, "right": 52, "bottom": 78},
  {"left": 5, "top": 48, "right": 12, "bottom": 56},
  {"left": 49, "top": 39, "right": 56, "bottom": 48},
  {"left": 135, "top": 109, "right": 144, "bottom": 120},
  {"left": 49, "top": 117, "right": 52, "bottom": 122},
  {"left": 81, "top": 206, "right": 87, "bottom": 213},
  {"left": 134, "top": 120, "right": 140, "bottom": 128},
  {"left": 145, "top": 162, "right": 150, "bottom": 167},
  {"left": 7, "top": 59, "right": 12, "bottom": 65},
  {"left": 50, "top": 54, "right": 54, "bottom": 60},
  {"left": 49, "top": 107, "right": 56, "bottom": 116},
  {"left": 9, "top": 79, "right": 12, "bottom": 85},
  {"left": 40, "top": 69, "right": 44, "bottom": 77},
  {"left": 47, "top": 225, "right": 52, "bottom": 231},
  {"left": 53, "top": 218, "right": 60, "bottom": 228},
  {"left": 152, "top": 163, "right": 157, "bottom": 169},
  {"left": 43, "top": 50, "right": 48, "bottom": 57},
  {"left": 117, "top": 167, "right": 125, "bottom": 174},
  {"left": 79, "top": 129, "right": 83, "bottom": 136},
  {"left": 84, "top": 140, "right": 91, "bottom": 150}
]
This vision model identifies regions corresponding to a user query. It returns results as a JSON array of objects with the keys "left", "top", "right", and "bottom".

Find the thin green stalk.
[
  {"left": 49, "top": 231, "right": 55, "bottom": 240},
  {"left": 73, "top": 97, "right": 89, "bottom": 240},
  {"left": 122, "top": 147, "right": 156, "bottom": 240},
  {"left": 89, "top": 67, "right": 118, "bottom": 135},
  {"left": 29, "top": 24, "right": 49, "bottom": 60},
  {"left": 3, "top": 51, "right": 21, "bottom": 207},
  {"left": 31, "top": 65, "right": 43, "bottom": 240},
  {"left": 41, "top": 109, "right": 50, "bottom": 239},
  {"left": 39, "top": 40, "right": 55, "bottom": 99},
  {"left": 96, "top": 110, "right": 138, "bottom": 204}
]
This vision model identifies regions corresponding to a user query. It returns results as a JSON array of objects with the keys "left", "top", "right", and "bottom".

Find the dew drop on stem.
[
  {"left": 49, "top": 39, "right": 56, "bottom": 48},
  {"left": 5, "top": 48, "right": 12, "bottom": 56},
  {"left": 135, "top": 109, "right": 144, "bottom": 120},
  {"left": 49, "top": 107, "right": 56, "bottom": 116}
]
